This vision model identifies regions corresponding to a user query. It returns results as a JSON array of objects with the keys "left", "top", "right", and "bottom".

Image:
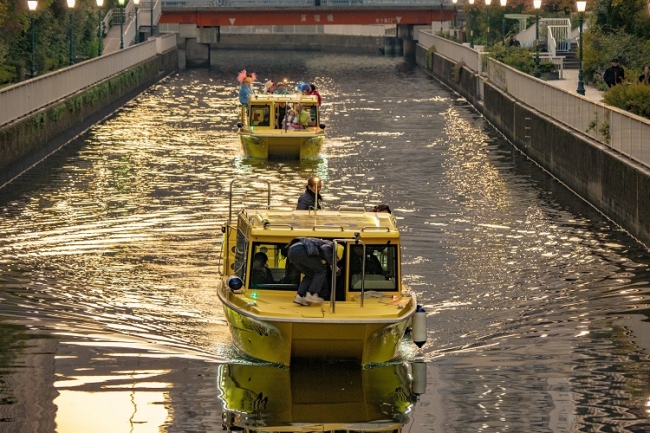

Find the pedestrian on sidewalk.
[
  {"left": 638, "top": 65, "right": 650, "bottom": 84},
  {"left": 603, "top": 58, "right": 625, "bottom": 88}
]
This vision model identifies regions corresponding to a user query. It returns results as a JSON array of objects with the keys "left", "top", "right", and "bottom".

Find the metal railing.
[
  {"left": 487, "top": 58, "right": 650, "bottom": 168},
  {"left": 418, "top": 31, "right": 650, "bottom": 170},
  {"left": 0, "top": 33, "right": 176, "bottom": 129}
]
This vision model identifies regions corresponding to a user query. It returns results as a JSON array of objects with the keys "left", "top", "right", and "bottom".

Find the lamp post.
[
  {"left": 500, "top": 0, "right": 507, "bottom": 46},
  {"left": 134, "top": 0, "right": 139, "bottom": 44},
  {"left": 439, "top": 0, "right": 444, "bottom": 34},
  {"left": 452, "top": 0, "right": 458, "bottom": 39},
  {"left": 150, "top": 0, "right": 154, "bottom": 37},
  {"left": 118, "top": 0, "right": 124, "bottom": 49},
  {"left": 576, "top": 1, "right": 586, "bottom": 95},
  {"left": 533, "top": 0, "right": 541, "bottom": 78},
  {"left": 27, "top": 0, "right": 37, "bottom": 78},
  {"left": 97, "top": 0, "right": 103, "bottom": 56},
  {"left": 485, "top": 0, "right": 491, "bottom": 48},
  {"left": 67, "top": 0, "right": 75, "bottom": 65},
  {"left": 469, "top": 0, "right": 475, "bottom": 48}
]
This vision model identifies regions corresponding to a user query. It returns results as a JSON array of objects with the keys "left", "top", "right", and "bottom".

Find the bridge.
[{"left": 158, "top": 0, "right": 453, "bottom": 27}]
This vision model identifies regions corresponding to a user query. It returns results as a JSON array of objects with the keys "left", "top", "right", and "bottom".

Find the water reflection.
[
  {"left": 1, "top": 51, "right": 650, "bottom": 432},
  {"left": 217, "top": 361, "right": 423, "bottom": 432}
]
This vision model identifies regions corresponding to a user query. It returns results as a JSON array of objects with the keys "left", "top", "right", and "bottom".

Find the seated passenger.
[
  {"left": 283, "top": 108, "right": 304, "bottom": 130},
  {"left": 349, "top": 245, "right": 384, "bottom": 276},
  {"left": 250, "top": 252, "right": 275, "bottom": 285}
]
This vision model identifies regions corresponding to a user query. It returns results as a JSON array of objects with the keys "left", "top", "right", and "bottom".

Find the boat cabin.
[
  {"left": 223, "top": 207, "right": 404, "bottom": 302},
  {"left": 241, "top": 94, "right": 321, "bottom": 130}
]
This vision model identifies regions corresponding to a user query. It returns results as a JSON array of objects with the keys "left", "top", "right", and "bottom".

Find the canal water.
[{"left": 1, "top": 51, "right": 649, "bottom": 432}]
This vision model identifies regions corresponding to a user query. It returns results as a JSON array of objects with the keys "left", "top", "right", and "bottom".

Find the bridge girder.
[{"left": 159, "top": 8, "right": 454, "bottom": 27}]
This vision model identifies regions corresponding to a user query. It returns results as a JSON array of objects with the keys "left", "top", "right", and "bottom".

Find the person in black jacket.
[
  {"left": 286, "top": 237, "right": 342, "bottom": 306},
  {"left": 638, "top": 65, "right": 650, "bottom": 84},
  {"left": 296, "top": 175, "right": 323, "bottom": 210},
  {"left": 603, "top": 58, "right": 625, "bottom": 87}
]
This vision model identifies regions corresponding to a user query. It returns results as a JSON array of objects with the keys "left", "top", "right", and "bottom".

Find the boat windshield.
[
  {"left": 246, "top": 241, "right": 399, "bottom": 293},
  {"left": 348, "top": 244, "right": 399, "bottom": 292}
]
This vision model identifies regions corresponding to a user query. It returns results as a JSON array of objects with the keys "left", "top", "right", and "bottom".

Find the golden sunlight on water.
[{"left": 1, "top": 51, "right": 650, "bottom": 432}]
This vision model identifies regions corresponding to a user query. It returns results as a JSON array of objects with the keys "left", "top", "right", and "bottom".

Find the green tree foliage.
[
  {"left": 0, "top": 0, "right": 103, "bottom": 87},
  {"left": 603, "top": 83, "right": 650, "bottom": 119},
  {"left": 583, "top": 0, "right": 650, "bottom": 80}
]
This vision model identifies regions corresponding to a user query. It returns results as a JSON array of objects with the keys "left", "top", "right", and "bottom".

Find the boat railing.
[
  {"left": 227, "top": 178, "right": 271, "bottom": 226},
  {"left": 338, "top": 206, "right": 366, "bottom": 213},
  {"left": 312, "top": 225, "right": 344, "bottom": 232},
  {"left": 361, "top": 226, "right": 391, "bottom": 232},
  {"left": 262, "top": 223, "right": 294, "bottom": 230}
]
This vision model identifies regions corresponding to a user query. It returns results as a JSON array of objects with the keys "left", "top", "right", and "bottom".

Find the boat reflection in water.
[{"left": 217, "top": 361, "right": 426, "bottom": 432}]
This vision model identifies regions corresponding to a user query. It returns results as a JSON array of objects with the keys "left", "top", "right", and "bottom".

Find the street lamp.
[
  {"left": 576, "top": 1, "right": 586, "bottom": 95},
  {"left": 469, "top": 0, "right": 475, "bottom": 48},
  {"left": 118, "top": 0, "right": 125, "bottom": 49},
  {"left": 134, "top": 0, "right": 140, "bottom": 44},
  {"left": 452, "top": 0, "right": 458, "bottom": 39},
  {"left": 440, "top": 0, "right": 444, "bottom": 34},
  {"left": 97, "top": 0, "right": 103, "bottom": 56},
  {"left": 27, "top": 0, "right": 37, "bottom": 78},
  {"left": 485, "top": 0, "right": 491, "bottom": 48},
  {"left": 150, "top": 0, "right": 154, "bottom": 37},
  {"left": 67, "top": 0, "right": 75, "bottom": 65},
  {"left": 500, "top": 0, "right": 507, "bottom": 46},
  {"left": 533, "top": 0, "right": 541, "bottom": 78}
]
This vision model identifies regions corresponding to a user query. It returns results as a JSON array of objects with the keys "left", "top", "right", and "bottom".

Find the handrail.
[
  {"left": 312, "top": 225, "right": 345, "bottom": 231},
  {"left": 262, "top": 223, "right": 294, "bottom": 230},
  {"left": 361, "top": 226, "right": 391, "bottom": 232}
]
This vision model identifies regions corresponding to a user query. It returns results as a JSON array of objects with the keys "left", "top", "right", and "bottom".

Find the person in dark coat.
[
  {"left": 603, "top": 58, "right": 625, "bottom": 87},
  {"left": 638, "top": 65, "right": 650, "bottom": 84},
  {"left": 286, "top": 237, "right": 342, "bottom": 306},
  {"left": 296, "top": 175, "right": 323, "bottom": 210}
]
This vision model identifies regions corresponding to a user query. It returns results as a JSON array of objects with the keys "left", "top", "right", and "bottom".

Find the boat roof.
[
  {"left": 247, "top": 93, "right": 319, "bottom": 105},
  {"left": 238, "top": 208, "right": 401, "bottom": 240}
]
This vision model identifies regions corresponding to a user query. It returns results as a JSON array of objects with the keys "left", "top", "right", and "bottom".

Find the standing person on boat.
[
  {"left": 287, "top": 237, "right": 342, "bottom": 306},
  {"left": 264, "top": 80, "right": 275, "bottom": 94},
  {"left": 275, "top": 101, "right": 287, "bottom": 129},
  {"left": 238, "top": 70, "right": 256, "bottom": 106},
  {"left": 308, "top": 84, "right": 322, "bottom": 107},
  {"left": 371, "top": 204, "right": 392, "bottom": 213},
  {"left": 274, "top": 82, "right": 288, "bottom": 95},
  {"left": 296, "top": 175, "right": 323, "bottom": 210}
]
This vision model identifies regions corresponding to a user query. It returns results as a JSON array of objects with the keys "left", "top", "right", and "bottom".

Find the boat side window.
[
  {"left": 250, "top": 105, "right": 270, "bottom": 127},
  {"left": 307, "top": 105, "right": 317, "bottom": 126},
  {"left": 249, "top": 242, "right": 298, "bottom": 290},
  {"left": 348, "top": 244, "right": 398, "bottom": 292},
  {"left": 234, "top": 229, "right": 249, "bottom": 281}
]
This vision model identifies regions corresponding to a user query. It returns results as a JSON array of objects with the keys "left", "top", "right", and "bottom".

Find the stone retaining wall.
[
  {"left": 0, "top": 49, "right": 178, "bottom": 187},
  {"left": 417, "top": 44, "right": 650, "bottom": 247}
]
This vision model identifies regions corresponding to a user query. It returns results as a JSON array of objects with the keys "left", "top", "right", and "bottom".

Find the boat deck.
[{"left": 225, "top": 289, "right": 415, "bottom": 323}]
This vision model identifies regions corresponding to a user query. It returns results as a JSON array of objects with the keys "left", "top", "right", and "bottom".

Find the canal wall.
[
  {"left": 0, "top": 49, "right": 177, "bottom": 188},
  {"left": 416, "top": 44, "right": 650, "bottom": 247}
]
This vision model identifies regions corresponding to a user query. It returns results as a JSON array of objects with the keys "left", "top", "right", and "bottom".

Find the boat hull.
[
  {"left": 220, "top": 295, "right": 412, "bottom": 366},
  {"left": 239, "top": 131, "right": 324, "bottom": 160}
]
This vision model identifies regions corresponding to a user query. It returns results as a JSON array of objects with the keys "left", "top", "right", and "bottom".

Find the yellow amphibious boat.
[
  {"left": 236, "top": 92, "right": 325, "bottom": 160},
  {"left": 217, "top": 361, "right": 425, "bottom": 432},
  {"left": 217, "top": 179, "right": 427, "bottom": 366}
]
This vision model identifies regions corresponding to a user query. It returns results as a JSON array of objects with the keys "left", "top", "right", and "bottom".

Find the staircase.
[{"left": 557, "top": 43, "right": 580, "bottom": 69}]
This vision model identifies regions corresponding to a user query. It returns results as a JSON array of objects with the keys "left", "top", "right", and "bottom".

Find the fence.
[
  {"left": 418, "top": 31, "right": 650, "bottom": 170},
  {"left": 0, "top": 33, "right": 177, "bottom": 129}
]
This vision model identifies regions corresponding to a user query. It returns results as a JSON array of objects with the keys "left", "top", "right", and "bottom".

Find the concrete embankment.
[
  {"left": 416, "top": 45, "right": 650, "bottom": 247},
  {"left": 0, "top": 49, "right": 178, "bottom": 187}
]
